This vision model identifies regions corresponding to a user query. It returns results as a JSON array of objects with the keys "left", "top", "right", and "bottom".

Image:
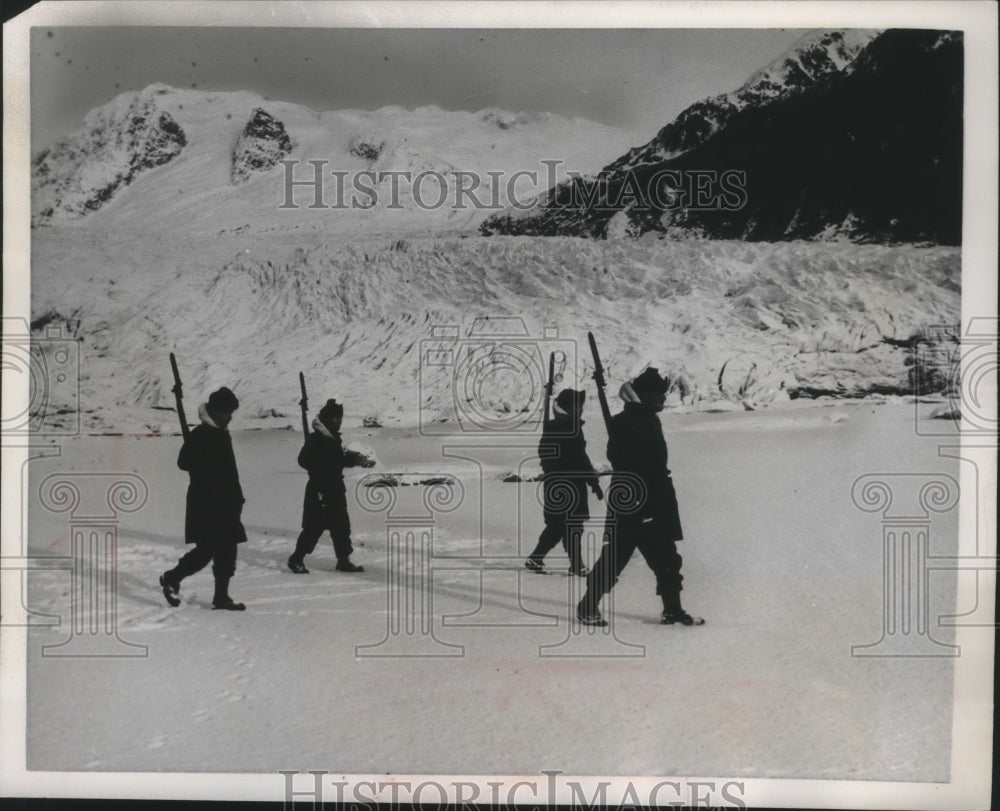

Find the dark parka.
[
  {"left": 606, "top": 401, "right": 683, "bottom": 541},
  {"left": 539, "top": 411, "right": 600, "bottom": 523},
  {"left": 297, "top": 427, "right": 367, "bottom": 531},
  {"left": 177, "top": 423, "right": 247, "bottom": 544}
]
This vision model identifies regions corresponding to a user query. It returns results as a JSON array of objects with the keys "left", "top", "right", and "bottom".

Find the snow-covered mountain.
[
  {"left": 605, "top": 29, "right": 879, "bottom": 172},
  {"left": 481, "top": 29, "right": 963, "bottom": 245},
  {"left": 30, "top": 84, "right": 640, "bottom": 234},
  {"left": 32, "top": 88, "right": 188, "bottom": 226},
  {"left": 26, "top": 33, "right": 961, "bottom": 434}
]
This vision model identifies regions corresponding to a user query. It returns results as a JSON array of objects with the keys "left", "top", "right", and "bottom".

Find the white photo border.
[{"left": 2, "top": 2, "right": 996, "bottom": 808}]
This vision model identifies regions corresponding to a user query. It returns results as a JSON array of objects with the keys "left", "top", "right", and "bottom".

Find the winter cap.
[
  {"left": 630, "top": 368, "right": 669, "bottom": 398},
  {"left": 555, "top": 388, "right": 586, "bottom": 411},
  {"left": 207, "top": 387, "right": 239, "bottom": 412},
  {"left": 318, "top": 398, "right": 344, "bottom": 422}
]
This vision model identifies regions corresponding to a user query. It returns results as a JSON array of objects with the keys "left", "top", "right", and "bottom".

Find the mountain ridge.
[
  {"left": 30, "top": 83, "right": 642, "bottom": 234},
  {"left": 480, "top": 28, "right": 963, "bottom": 246}
]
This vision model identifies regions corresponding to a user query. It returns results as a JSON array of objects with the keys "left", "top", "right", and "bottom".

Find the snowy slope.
[{"left": 31, "top": 84, "right": 641, "bottom": 235}]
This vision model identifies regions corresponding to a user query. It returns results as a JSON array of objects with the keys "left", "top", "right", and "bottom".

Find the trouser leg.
[
  {"left": 212, "top": 540, "right": 239, "bottom": 603},
  {"left": 528, "top": 522, "right": 563, "bottom": 563},
  {"left": 580, "top": 516, "right": 637, "bottom": 612},
  {"left": 327, "top": 491, "right": 354, "bottom": 561},
  {"left": 293, "top": 525, "right": 323, "bottom": 560},
  {"left": 564, "top": 520, "right": 585, "bottom": 569},
  {"left": 636, "top": 526, "right": 684, "bottom": 611},
  {"left": 167, "top": 542, "right": 214, "bottom": 584}
]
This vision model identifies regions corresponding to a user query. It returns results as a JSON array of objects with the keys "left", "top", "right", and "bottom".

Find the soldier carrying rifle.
[
  {"left": 287, "top": 398, "right": 373, "bottom": 574},
  {"left": 577, "top": 363, "right": 704, "bottom": 628},
  {"left": 160, "top": 385, "right": 248, "bottom": 611}
]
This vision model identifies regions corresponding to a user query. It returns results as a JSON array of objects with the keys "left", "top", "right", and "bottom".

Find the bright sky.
[{"left": 30, "top": 27, "right": 809, "bottom": 152}]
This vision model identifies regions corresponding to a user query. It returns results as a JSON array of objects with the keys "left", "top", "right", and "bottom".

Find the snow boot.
[
  {"left": 524, "top": 558, "right": 547, "bottom": 574},
  {"left": 660, "top": 593, "right": 704, "bottom": 626},
  {"left": 212, "top": 598, "right": 247, "bottom": 611},
  {"left": 287, "top": 556, "right": 309, "bottom": 574},
  {"left": 576, "top": 600, "right": 608, "bottom": 627},
  {"left": 159, "top": 573, "right": 180, "bottom": 608},
  {"left": 660, "top": 610, "right": 704, "bottom": 626},
  {"left": 336, "top": 559, "right": 364, "bottom": 573},
  {"left": 212, "top": 577, "right": 246, "bottom": 611}
]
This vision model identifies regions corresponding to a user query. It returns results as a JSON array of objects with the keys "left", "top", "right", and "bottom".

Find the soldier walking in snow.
[
  {"left": 576, "top": 368, "right": 704, "bottom": 628},
  {"left": 160, "top": 386, "right": 248, "bottom": 611},
  {"left": 287, "top": 398, "right": 373, "bottom": 574},
  {"left": 525, "top": 388, "right": 603, "bottom": 576}
]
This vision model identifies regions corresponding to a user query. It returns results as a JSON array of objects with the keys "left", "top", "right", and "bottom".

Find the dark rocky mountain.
[
  {"left": 481, "top": 29, "right": 963, "bottom": 245},
  {"left": 230, "top": 108, "right": 294, "bottom": 184},
  {"left": 606, "top": 30, "right": 878, "bottom": 171},
  {"left": 32, "top": 86, "right": 187, "bottom": 226}
]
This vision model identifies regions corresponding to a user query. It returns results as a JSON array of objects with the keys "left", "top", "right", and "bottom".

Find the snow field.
[{"left": 25, "top": 402, "right": 957, "bottom": 778}]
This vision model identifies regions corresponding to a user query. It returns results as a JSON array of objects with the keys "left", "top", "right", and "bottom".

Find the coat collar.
[
  {"left": 197, "top": 403, "right": 225, "bottom": 431},
  {"left": 311, "top": 417, "right": 336, "bottom": 438}
]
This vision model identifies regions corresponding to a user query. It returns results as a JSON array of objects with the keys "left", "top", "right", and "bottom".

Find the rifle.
[
  {"left": 169, "top": 352, "right": 191, "bottom": 441},
  {"left": 542, "top": 352, "right": 556, "bottom": 425},
  {"left": 587, "top": 332, "right": 613, "bottom": 435},
  {"left": 298, "top": 371, "right": 309, "bottom": 436}
]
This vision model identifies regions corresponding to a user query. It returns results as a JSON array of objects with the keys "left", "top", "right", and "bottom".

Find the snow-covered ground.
[{"left": 24, "top": 400, "right": 959, "bottom": 779}]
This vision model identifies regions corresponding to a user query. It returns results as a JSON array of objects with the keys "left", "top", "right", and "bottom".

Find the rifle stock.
[
  {"left": 543, "top": 352, "right": 555, "bottom": 425},
  {"left": 169, "top": 353, "right": 191, "bottom": 441},
  {"left": 299, "top": 372, "right": 310, "bottom": 436}
]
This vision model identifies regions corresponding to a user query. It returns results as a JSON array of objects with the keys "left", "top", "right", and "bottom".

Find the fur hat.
[
  {"left": 318, "top": 398, "right": 344, "bottom": 423},
  {"left": 630, "top": 368, "right": 669, "bottom": 398},
  {"left": 555, "top": 388, "right": 586, "bottom": 411},
  {"left": 207, "top": 387, "right": 239, "bottom": 412}
]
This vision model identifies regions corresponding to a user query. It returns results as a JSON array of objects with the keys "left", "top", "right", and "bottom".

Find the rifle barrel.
[
  {"left": 298, "top": 371, "right": 310, "bottom": 436},
  {"left": 587, "top": 332, "right": 613, "bottom": 433}
]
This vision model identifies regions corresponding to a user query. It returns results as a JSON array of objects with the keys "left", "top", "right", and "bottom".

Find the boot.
[
  {"left": 212, "top": 598, "right": 247, "bottom": 611},
  {"left": 660, "top": 592, "right": 704, "bottom": 626},
  {"left": 576, "top": 595, "right": 607, "bottom": 627},
  {"left": 159, "top": 573, "right": 180, "bottom": 607},
  {"left": 524, "top": 557, "right": 547, "bottom": 574},
  {"left": 212, "top": 577, "right": 246, "bottom": 611},
  {"left": 287, "top": 555, "right": 309, "bottom": 574},
  {"left": 336, "top": 558, "right": 364, "bottom": 573}
]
